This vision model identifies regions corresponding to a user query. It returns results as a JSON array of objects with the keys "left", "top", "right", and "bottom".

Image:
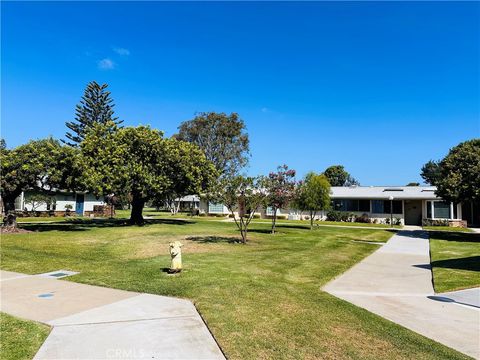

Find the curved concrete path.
[
  {"left": 323, "top": 230, "right": 480, "bottom": 359},
  {"left": 0, "top": 270, "right": 224, "bottom": 359}
]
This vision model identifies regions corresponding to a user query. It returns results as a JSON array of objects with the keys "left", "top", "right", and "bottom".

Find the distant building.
[
  {"left": 196, "top": 186, "right": 478, "bottom": 227},
  {"left": 14, "top": 191, "right": 105, "bottom": 217}
]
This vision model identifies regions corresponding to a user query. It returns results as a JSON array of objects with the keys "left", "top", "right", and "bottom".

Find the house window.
[
  {"left": 359, "top": 200, "right": 370, "bottom": 212},
  {"left": 372, "top": 200, "right": 402, "bottom": 214},
  {"left": 332, "top": 199, "right": 371, "bottom": 212},
  {"left": 266, "top": 207, "right": 275, "bottom": 216},
  {"left": 426, "top": 201, "right": 451, "bottom": 219},
  {"left": 208, "top": 203, "right": 224, "bottom": 213},
  {"left": 433, "top": 201, "right": 450, "bottom": 219}
]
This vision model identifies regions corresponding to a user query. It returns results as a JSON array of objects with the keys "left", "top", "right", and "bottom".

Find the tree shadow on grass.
[
  {"left": 248, "top": 224, "right": 310, "bottom": 234},
  {"left": 247, "top": 229, "right": 274, "bottom": 234},
  {"left": 429, "top": 231, "right": 480, "bottom": 243},
  {"left": 20, "top": 218, "right": 194, "bottom": 232},
  {"left": 431, "top": 256, "right": 480, "bottom": 272},
  {"left": 186, "top": 236, "right": 240, "bottom": 244},
  {"left": 276, "top": 224, "right": 311, "bottom": 230},
  {"left": 412, "top": 264, "right": 432, "bottom": 270}
]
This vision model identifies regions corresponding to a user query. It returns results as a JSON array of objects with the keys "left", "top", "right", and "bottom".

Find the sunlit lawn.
[
  {"left": 0, "top": 312, "right": 50, "bottom": 360},
  {"left": 423, "top": 226, "right": 473, "bottom": 233},
  {"left": 429, "top": 231, "right": 480, "bottom": 293},
  {"left": 0, "top": 218, "right": 469, "bottom": 359}
]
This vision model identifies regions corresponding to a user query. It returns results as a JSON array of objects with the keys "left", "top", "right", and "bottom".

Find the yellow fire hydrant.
[{"left": 169, "top": 241, "right": 183, "bottom": 273}]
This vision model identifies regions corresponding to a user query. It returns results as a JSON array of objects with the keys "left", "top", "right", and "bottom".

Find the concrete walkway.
[
  {"left": 438, "top": 287, "right": 480, "bottom": 308},
  {"left": 0, "top": 270, "right": 224, "bottom": 359},
  {"left": 323, "top": 230, "right": 480, "bottom": 359}
]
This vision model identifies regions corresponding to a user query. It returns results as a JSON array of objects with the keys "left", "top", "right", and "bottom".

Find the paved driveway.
[
  {"left": 0, "top": 270, "right": 224, "bottom": 359},
  {"left": 323, "top": 230, "right": 479, "bottom": 359}
]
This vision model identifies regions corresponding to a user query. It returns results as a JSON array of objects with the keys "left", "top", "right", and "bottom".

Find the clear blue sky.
[{"left": 2, "top": 1, "right": 479, "bottom": 185}]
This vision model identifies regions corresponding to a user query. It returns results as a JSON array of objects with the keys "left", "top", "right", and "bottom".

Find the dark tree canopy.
[
  {"left": 80, "top": 123, "right": 216, "bottom": 225},
  {"left": 0, "top": 138, "right": 79, "bottom": 214},
  {"left": 406, "top": 182, "right": 420, "bottom": 186},
  {"left": 420, "top": 160, "right": 442, "bottom": 186},
  {"left": 64, "top": 81, "right": 123, "bottom": 146},
  {"left": 434, "top": 139, "right": 480, "bottom": 203},
  {"left": 323, "top": 165, "right": 359, "bottom": 187},
  {"left": 175, "top": 112, "right": 250, "bottom": 177}
]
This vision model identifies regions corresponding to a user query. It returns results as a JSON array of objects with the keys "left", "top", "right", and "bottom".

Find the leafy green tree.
[
  {"left": 0, "top": 138, "right": 79, "bottom": 218},
  {"left": 264, "top": 165, "right": 296, "bottom": 234},
  {"left": 175, "top": 112, "right": 250, "bottom": 177},
  {"left": 323, "top": 165, "right": 359, "bottom": 187},
  {"left": 154, "top": 138, "right": 218, "bottom": 215},
  {"left": 64, "top": 81, "right": 123, "bottom": 146},
  {"left": 434, "top": 139, "right": 480, "bottom": 203},
  {"left": 210, "top": 175, "right": 266, "bottom": 243},
  {"left": 293, "top": 172, "right": 331, "bottom": 229},
  {"left": 406, "top": 182, "right": 420, "bottom": 186},
  {"left": 80, "top": 123, "right": 216, "bottom": 225},
  {"left": 420, "top": 160, "right": 442, "bottom": 186},
  {"left": 24, "top": 192, "right": 56, "bottom": 212}
]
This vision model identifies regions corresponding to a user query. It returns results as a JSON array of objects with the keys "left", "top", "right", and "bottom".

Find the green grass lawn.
[
  {"left": 0, "top": 313, "right": 50, "bottom": 360},
  {"left": 253, "top": 218, "right": 402, "bottom": 229},
  {"left": 423, "top": 226, "right": 473, "bottom": 233},
  {"left": 0, "top": 218, "right": 469, "bottom": 359},
  {"left": 429, "top": 231, "right": 480, "bottom": 293}
]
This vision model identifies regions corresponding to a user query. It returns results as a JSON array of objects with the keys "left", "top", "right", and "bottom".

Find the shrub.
[
  {"left": 422, "top": 218, "right": 449, "bottom": 227},
  {"left": 277, "top": 215, "right": 287, "bottom": 220},
  {"left": 326, "top": 210, "right": 342, "bottom": 222},
  {"left": 64, "top": 204, "right": 73, "bottom": 217},
  {"left": 355, "top": 213, "right": 370, "bottom": 223},
  {"left": 199, "top": 213, "right": 207, "bottom": 217}
]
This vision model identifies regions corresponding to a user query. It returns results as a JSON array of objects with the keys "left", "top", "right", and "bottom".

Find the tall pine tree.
[{"left": 63, "top": 81, "right": 123, "bottom": 146}]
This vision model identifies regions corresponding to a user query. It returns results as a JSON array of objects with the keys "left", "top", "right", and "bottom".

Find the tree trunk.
[
  {"left": 130, "top": 195, "right": 145, "bottom": 225},
  {"left": 2, "top": 195, "right": 17, "bottom": 228},
  {"left": 239, "top": 217, "right": 247, "bottom": 243},
  {"left": 271, "top": 207, "right": 277, "bottom": 234},
  {"left": 3, "top": 213, "right": 17, "bottom": 227},
  {"left": 240, "top": 227, "right": 247, "bottom": 243},
  {"left": 310, "top": 211, "right": 314, "bottom": 230},
  {"left": 3, "top": 196, "right": 16, "bottom": 214}
]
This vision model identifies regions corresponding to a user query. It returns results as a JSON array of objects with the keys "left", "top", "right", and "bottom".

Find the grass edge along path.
[
  {"left": 429, "top": 231, "right": 480, "bottom": 293},
  {"left": 0, "top": 312, "right": 51, "bottom": 360}
]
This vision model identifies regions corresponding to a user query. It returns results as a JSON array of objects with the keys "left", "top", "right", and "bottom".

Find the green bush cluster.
[
  {"left": 422, "top": 218, "right": 449, "bottom": 227},
  {"left": 326, "top": 210, "right": 354, "bottom": 222}
]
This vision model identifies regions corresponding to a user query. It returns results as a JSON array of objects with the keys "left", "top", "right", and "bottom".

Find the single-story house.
[
  {"left": 13, "top": 191, "right": 105, "bottom": 217},
  {"left": 195, "top": 186, "right": 478, "bottom": 227},
  {"left": 175, "top": 195, "right": 200, "bottom": 212},
  {"left": 318, "top": 185, "right": 465, "bottom": 226}
]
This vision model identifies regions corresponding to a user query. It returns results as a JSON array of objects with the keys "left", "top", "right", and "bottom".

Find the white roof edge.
[{"left": 330, "top": 186, "right": 440, "bottom": 200}]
